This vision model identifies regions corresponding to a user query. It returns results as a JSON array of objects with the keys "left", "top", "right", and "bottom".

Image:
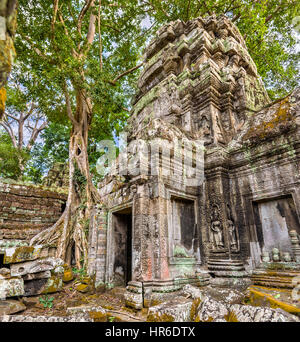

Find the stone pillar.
[
  {"left": 205, "top": 149, "right": 249, "bottom": 286},
  {"left": 87, "top": 205, "right": 107, "bottom": 287},
  {"left": 290, "top": 230, "right": 300, "bottom": 263}
]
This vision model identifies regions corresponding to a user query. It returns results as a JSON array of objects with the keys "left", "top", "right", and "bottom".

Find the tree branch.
[
  {"left": 265, "top": 5, "right": 283, "bottom": 24},
  {"left": 77, "top": 0, "right": 94, "bottom": 35},
  {"left": 23, "top": 102, "right": 36, "bottom": 121},
  {"left": 63, "top": 81, "right": 77, "bottom": 126},
  {"left": 52, "top": 0, "right": 59, "bottom": 34},
  {"left": 186, "top": 0, "right": 191, "bottom": 21},
  {"left": 200, "top": 0, "right": 212, "bottom": 16},
  {"left": 0, "top": 120, "right": 17, "bottom": 149},
  {"left": 20, "top": 33, "right": 48, "bottom": 59},
  {"left": 86, "top": 0, "right": 96, "bottom": 46},
  {"left": 142, "top": 0, "right": 170, "bottom": 19},
  {"left": 224, "top": 0, "right": 238, "bottom": 14},
  {"left": 6, "top": 113, "right": 19, "bottom": 122},
  {"left": 26, "top": 121, "right": 47, "bottom": 151},
  {"left": 98, "top": 0, "right": 103, "bottom": 71},
  {"left": 109, "top": 62, "right": 144, "bottom": 86}
]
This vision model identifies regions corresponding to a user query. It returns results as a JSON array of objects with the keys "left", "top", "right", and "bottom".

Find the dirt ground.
[{"left": 17, "top": 281, "right": 148, "bottom": 322}]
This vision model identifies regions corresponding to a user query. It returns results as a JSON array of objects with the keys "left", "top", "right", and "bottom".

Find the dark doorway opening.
[
  {"left": 112, "top": 207, "right": 132, "bottom": 286},
  {"left": 0, "top": 254, "right": 4, "bottom": 269}
]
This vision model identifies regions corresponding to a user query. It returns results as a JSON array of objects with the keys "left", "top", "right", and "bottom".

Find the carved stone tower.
[{"left": 88, "top": 14, "right": 300, "bottom": 309}]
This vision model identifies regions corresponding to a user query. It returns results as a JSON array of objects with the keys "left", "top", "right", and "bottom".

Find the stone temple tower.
[
  {"left": 129, "top": 14, "right": 269, "bottom": 146},
  {"left": 88, "top": 15, "right": 300, "bottom": 309}
]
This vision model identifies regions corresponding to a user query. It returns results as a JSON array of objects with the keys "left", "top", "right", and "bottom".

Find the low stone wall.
[{"left": 0, "top": 181, "right": 67, "bottom": 241}]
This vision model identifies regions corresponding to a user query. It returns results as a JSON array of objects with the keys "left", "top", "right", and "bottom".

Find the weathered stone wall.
[
  {"left": 203, "top": 89, "right": 300, "bottom": 285},
  {"left": 0, "top": 181, "right": 67, "bottom": 241}
]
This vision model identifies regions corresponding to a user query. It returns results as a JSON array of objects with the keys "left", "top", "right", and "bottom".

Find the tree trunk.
[{"left": 30, "top": 91, "right": 100, "bottom": 269}]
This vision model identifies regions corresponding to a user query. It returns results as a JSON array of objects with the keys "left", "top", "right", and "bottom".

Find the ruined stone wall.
[
  {"left": 203, "top": 88, "right": 300, "bottom": 273},
  {"left": 230, "top": 133, "right": 300, "bottom": 269},
  {"left": 0, "top": 181, "right": 67, "bottom": 241}
]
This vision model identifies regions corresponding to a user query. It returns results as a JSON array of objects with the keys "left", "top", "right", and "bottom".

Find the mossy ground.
[
  {"left": 247, "top": 285, "right": 300, "bottom": 316},
  {"left": 16, "top": 278, "right": 147, "bottom": 322}
]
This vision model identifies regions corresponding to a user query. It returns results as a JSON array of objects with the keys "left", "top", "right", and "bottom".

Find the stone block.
[
  {"left": 227, "top": 304, "right": 299, "bottom": 322},
  {"left": 67, "top": 305, "right": 107, "bottom": 321},
  {"left": 0, "top": 268, "right": 11, "bottom": 279},
  {"left": 76, "top": 283, "right": 92, "bottom": 293},
  {"left": 183, "top": 284, "right": 245, "bottom": 305},
  {"left": 0, "top": 278, "right": 24, "bottom": 300},
  {"left": 62, "top": 267, "right": 74, "bottom": 283},
  {"left": 247, "top": 285, "right": 300, "bottom": 316},
  {"left": 0, "top": 240, "right": 28, "bottom": 254},
  {"left": 10, "top": 257, "right": 64, "bottom": 277},
  {"left": 124, "top": 282, "right": 143, "bottom": 310},
  {"left": 0, "top": 299, "right": 26, "bottom": 315},
  {"left": 147, "top": 297, "right": 193, "bottom": 322},
  {"left": 3, "top": 245, "right": 44, "bottom": 264},
  {"left": 23, "top": 276, "right": 63, "bottom": 296},
  {"left": 22, "top": 270, "right": 51, "bottom": 281},
  {"left": 195, "top": 295, "right": 229, "bottom": 322}
]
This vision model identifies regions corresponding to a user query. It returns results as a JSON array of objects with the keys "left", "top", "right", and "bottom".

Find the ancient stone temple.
[{"left": 88, "top": 14, "right": 300, "bottom": 309}]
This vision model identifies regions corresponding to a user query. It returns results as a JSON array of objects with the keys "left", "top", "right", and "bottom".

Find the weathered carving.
[
  {"left": 132, "top": 14, "right": 270, "bottom": 145},
  {"left": 210, "top": 203, "right": 224, "bottom": 250},
  {"left": 226, "top": 204, "right": 239, "bottom": 251},
  {"left": 290, "top": 230, "right": 300, "bottom": 262}
]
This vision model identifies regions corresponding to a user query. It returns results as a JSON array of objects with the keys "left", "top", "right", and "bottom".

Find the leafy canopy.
[{"left": 0, "top": 130, "right": 30, "bottom": 180}]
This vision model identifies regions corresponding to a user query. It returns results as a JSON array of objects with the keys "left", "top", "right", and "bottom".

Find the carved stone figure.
[
  {"left": 226, "top": 204, "right": 238, "bottom": 251},
  {"left": 261, "top": 251, "right": 270, "bottom": 263},
  {"left": 199, "top": 115, "right": 210, "bottom": 135},
  {"left": 272, "top": 248, "right": 280, "bottom": 262},
  {"left": 210, "top": 204, "right": 224, "bottom": 250}
]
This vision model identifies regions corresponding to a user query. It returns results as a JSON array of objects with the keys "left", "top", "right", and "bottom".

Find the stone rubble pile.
[
  {"left": 146, "top": 285, "right": 300, "bottom": 322},
  {"left": 0, "top": 240, "right": 72, "bottom": 310}
]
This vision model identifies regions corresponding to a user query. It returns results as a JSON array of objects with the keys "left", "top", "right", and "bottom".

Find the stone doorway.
[
  {"left": 253, "top": 196, "right": 300, "bottom": 256},
  {"left": 111, "top": 207, "right": 133, "bottom": 287}
]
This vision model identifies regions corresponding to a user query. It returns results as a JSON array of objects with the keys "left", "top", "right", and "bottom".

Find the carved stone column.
[
  {"left": 290, "top": 230, "right": 300, "bottom": 263},
  {"left": 205, "top": 148, "right": 250, "bottom": 286}
]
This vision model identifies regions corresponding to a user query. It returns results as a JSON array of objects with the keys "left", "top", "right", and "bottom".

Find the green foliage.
[
  {"left": 24, "top": 122, "right": 70, "bottom": 183},
  {"left": 16, "top": 0, "right": 146, "bottom": 125},
  {"left": 108, "top": 316, "right": 116, "bottom": 322},
  {"left": 39, "top": 295, "right": 54, "bottom": 309},
  {"left": 14, "top": 0, "right": 148, "bottom": 182},
  {"left": 72, "top": 267, "right": 87, "bottom": 279},
  {"left": 0, "top": 131, "right": 30, "bottom": 180}
]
